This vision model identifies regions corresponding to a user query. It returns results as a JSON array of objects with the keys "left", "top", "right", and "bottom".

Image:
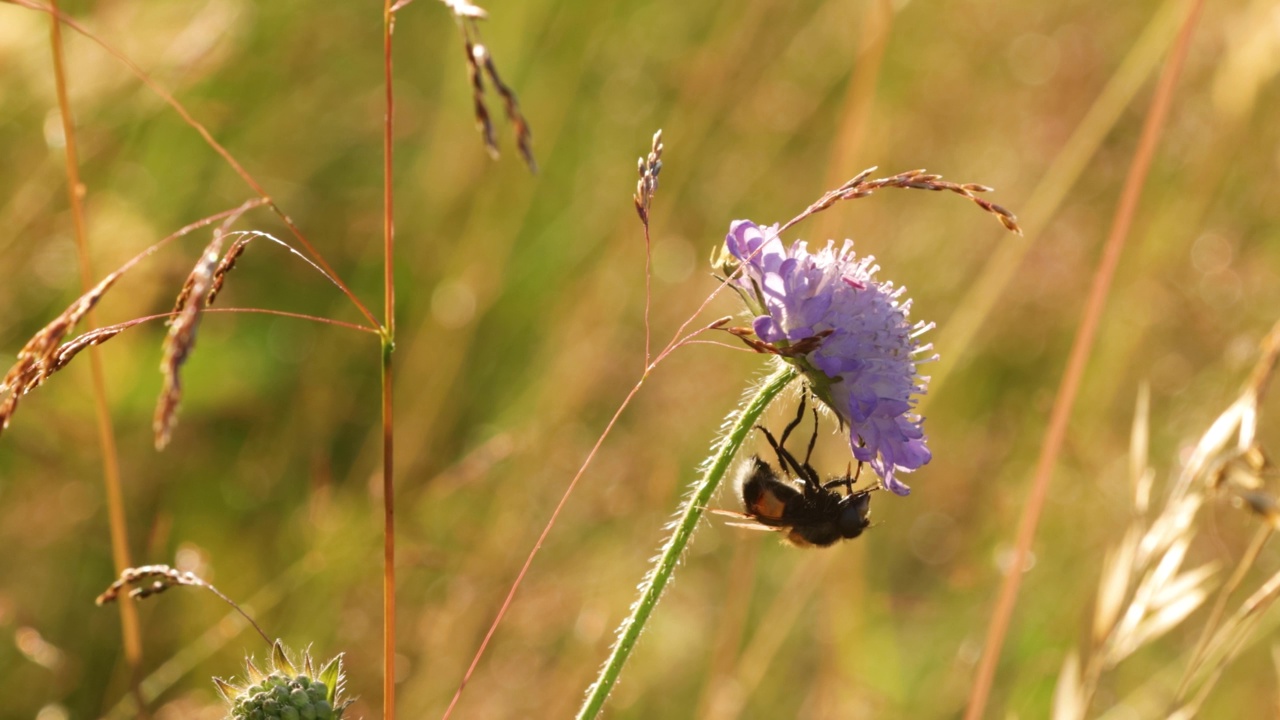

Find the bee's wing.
[
  {"left": 707, "top": 508, "right": 754, "bottom": 520},
  {"left": 722, "top": 521, "right": 777, "bottom": 533},
  {"left": 709, "top": 507, "right": 789, "bottom": 533}
]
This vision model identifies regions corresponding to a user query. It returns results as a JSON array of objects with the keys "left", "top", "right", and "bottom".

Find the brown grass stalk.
[
  {"left": 202, "top": 308, "right": 383, "bottom": 334},
  {"left": 718, "top": 553, "right": 836, "bottom": 720},
  {"left": 2, "top": 0, "right": 380, "bottom": 331},
  {"left": 46, "top": 2, "right": 145, "bottom": 711},
  {"left": 462, "top": 34, "right": 497, "bottom": 158},
  {"left": 156, "top": 221, "right": 373, "bottom": 450},
  {"left": 693, "top": 539, "right": 761, "bottom": 720},
  {"left": 377, "top": 4, "right": 537, "bottom": 714},
  {"left": 383, "top": 3, "right": 399, "bottom": 720},
  {"left": 929, "top": 0, "right": 1184, "bottom": 402},
  {"left": 18, "top": 202, "right": 364, "bottom": 445},
  {"left": 965, "top": 1, "right": 1205, "bottom": 717}
]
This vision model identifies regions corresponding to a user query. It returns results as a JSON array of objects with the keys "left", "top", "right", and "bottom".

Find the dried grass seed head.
[
  {"left": 634, "top": 129, "right": 663, "bottom": 224},
  {"left": 450, "top": 6, "right": 536, "bottom": 173},
  {"left": 154, "top": 231, "right": 225, "bottom": 450}
]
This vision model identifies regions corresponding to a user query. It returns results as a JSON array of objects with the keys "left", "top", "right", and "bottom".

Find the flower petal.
[{"left": 727, "top": 223, "right": 935, "bottom": 495}]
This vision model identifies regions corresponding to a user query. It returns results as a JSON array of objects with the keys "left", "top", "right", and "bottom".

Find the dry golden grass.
[
  {"left": 4, "top": 0, "right": 1280, "bottom": 718},
  {"left": 0, "top": 202, "right": 264, "bottom": 438},
  {"left": 1057, "top": 322, "right": 1280, "bottom": 719}
]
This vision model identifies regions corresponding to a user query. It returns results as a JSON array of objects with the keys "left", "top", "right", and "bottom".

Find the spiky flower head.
[
  {"left": 214, "top": 640, "right": 350, "bottom": 720},
  {"left": 718, "top": 220, "right": 936, "bottom": 496}
]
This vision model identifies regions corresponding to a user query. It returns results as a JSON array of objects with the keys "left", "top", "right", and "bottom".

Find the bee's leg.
[
  {"left": 798, "top": 405, "right": 824, "bottom": 493},
  {"left": 777, "top": 391, "right": 807, "bottom": 449},
  {"left": 758, "top": 392, "right": 811, "bottom": 480},
  {"left": 823, "top": 461, "right": 864, "bottom": 494},
  {"left": 755, "top": 425, "right": 790, "bottom": 476},
  {"left": 803, "top": 408, "right": 819, "bottom": 467}
]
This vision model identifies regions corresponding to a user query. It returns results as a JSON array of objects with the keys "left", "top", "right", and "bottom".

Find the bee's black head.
[{"left": 837, "top": 491, "right": 872, "bottom": 539}]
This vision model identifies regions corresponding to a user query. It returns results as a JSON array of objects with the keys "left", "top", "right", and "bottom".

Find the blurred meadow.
[{"left": 3, "top": 0, "right": 1280, "bottom": 717}]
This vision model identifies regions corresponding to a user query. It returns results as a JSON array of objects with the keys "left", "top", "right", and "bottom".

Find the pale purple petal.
[{"left": 724, "top": 220, "right": 936, "bottom": 496}]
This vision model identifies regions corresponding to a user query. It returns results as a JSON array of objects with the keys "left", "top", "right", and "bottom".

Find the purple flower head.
[{"left": 724, "top": 220, "right": 936, "bottom": 495}]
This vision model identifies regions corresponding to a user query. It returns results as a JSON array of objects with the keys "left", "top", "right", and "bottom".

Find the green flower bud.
[{"left": 214, "top": 641, "right": 351, "bottom": 720}]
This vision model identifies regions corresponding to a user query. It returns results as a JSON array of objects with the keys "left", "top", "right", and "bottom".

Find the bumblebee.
[{"left": 723, "top": 394, "right": 874, "bottom": 547}]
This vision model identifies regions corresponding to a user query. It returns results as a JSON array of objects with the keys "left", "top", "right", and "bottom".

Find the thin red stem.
[
  {"left": 442, "top": 226, "right": 785, "bottom": 717},
  {"left": 643, "top": 223, "right": 652, "bottom": 367},
  {"left": 441, "top": 378, "right": 647, "bottom": 720},
  {"left": 441, "top": 315, "right": 729, "bottom": 718},
  {"left": 205, "top": 307, "right": 381, "bottom": 333},
  {"left": 963, "top": 1, "right": 1204, "bottom": 717},
  {"left": 67, "top": 308, "right": 380, "bottom": 341},
  {"left": 382, "top": 4, "right": 398, "bottom": 720}
]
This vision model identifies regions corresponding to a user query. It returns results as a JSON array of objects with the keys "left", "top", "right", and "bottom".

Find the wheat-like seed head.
[
  {"left": 439, "top": 0, "right": 487, "bottom": 18},
  {"left": 779, "top": 167, "right": 1023, "bottom": 236},
  {"left": 153, "top": 232, "right": 224, "bottom": 450},
  {"left": 0, "top": 201, "right": 263, "bottom": 441},
  {"left": 634, "top": 129, "right": 663, "bottom": 227},
  {"left": 95, "top": 564, "right": 209, "bottom": 605},
  {"left": 445, "top": 0, "right": 536, "bottom": 174},
  {"left": 1056, "top": 320, "right": 1280, "bottom": 719}
]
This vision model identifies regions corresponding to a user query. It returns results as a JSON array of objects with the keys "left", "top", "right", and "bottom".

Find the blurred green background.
[{"left": 2, "top": 0, "right": 1280, "bottom": 717}]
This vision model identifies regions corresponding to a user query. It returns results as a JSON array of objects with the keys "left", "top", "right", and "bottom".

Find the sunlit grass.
[{"left": 3, "top": 0, "right": 1280, "bottom": 718}]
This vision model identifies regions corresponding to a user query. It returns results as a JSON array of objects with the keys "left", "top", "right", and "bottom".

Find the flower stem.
[
  {"left": 382, "top": 4, "right": 397, "bottom": 719},
  {"left": 577, "top": 364, "right": 797, "bottom": 720}
]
